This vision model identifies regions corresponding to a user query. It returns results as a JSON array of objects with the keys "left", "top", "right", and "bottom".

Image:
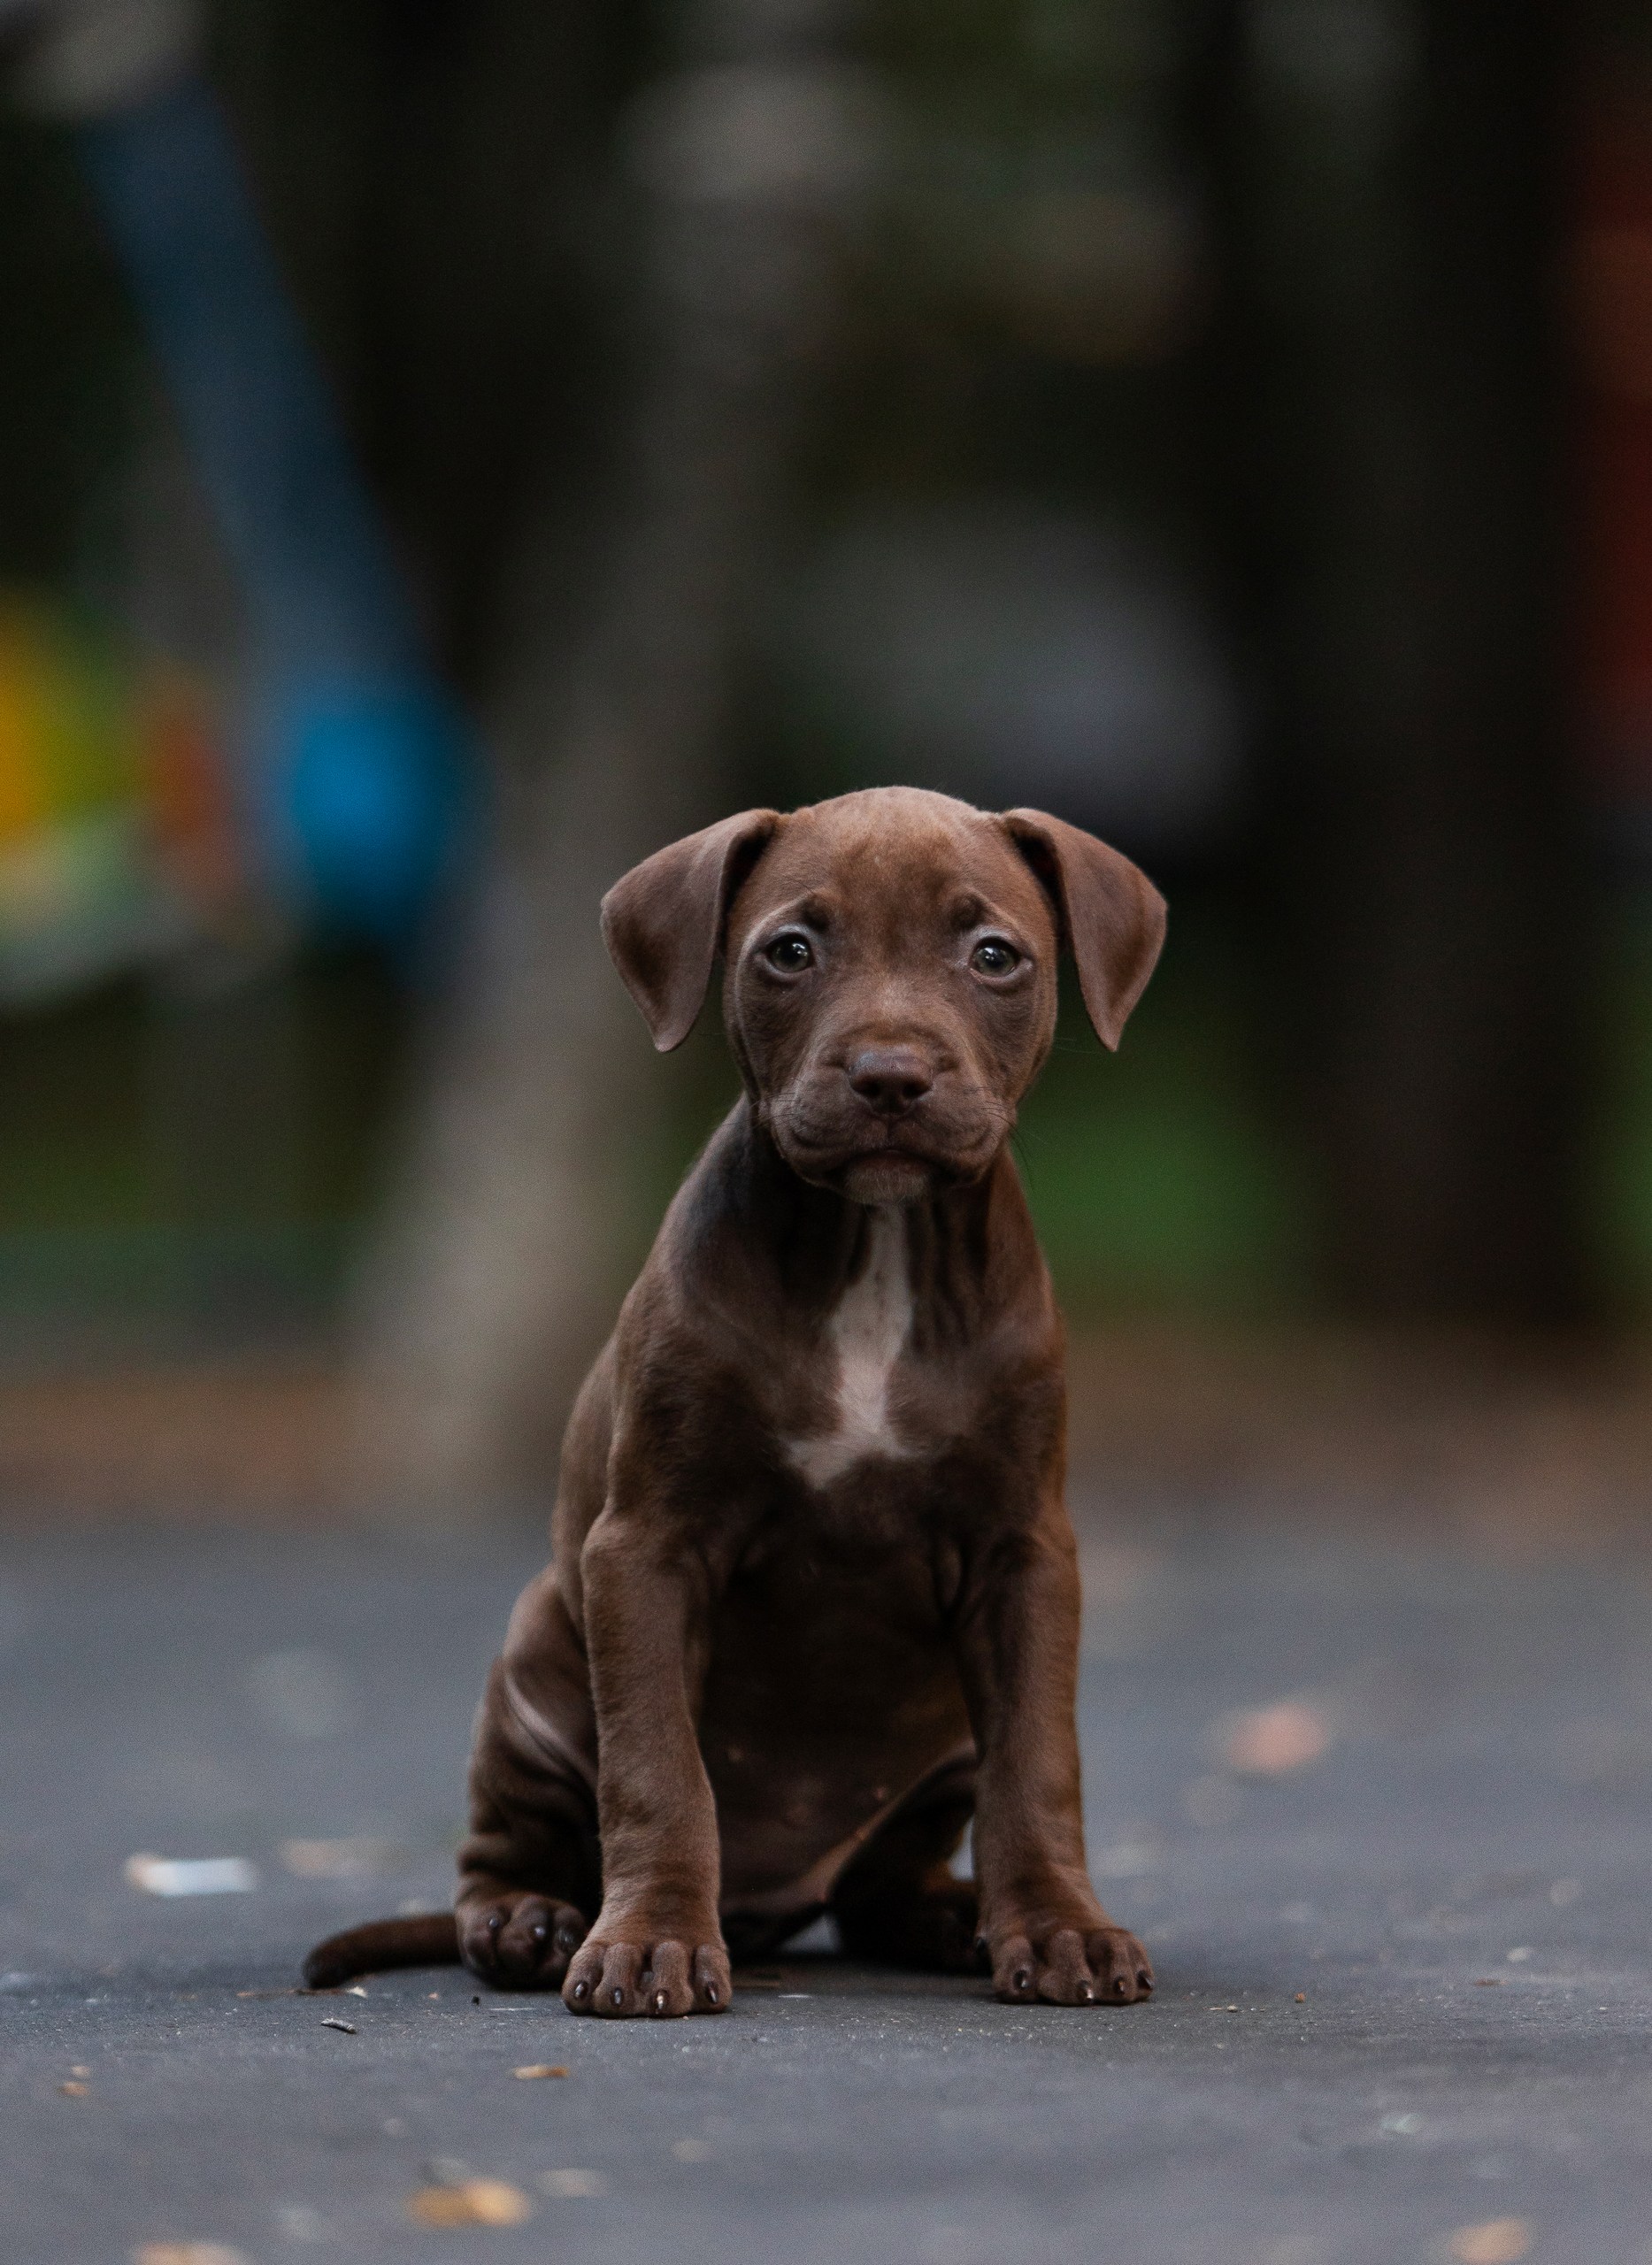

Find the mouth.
[{"left": 771, "top": 1114, "right": 1002, "bottom": 1203}]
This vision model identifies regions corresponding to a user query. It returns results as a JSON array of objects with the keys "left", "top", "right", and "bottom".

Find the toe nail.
[
  {"left": 1114, "top": 1977, "right": 1128, "bottom": 1996},
  {"left": 557, "top": 1928, "right": 577, "bottom": 1952},
  {"left": 531, "top": 1923, "right": 548, "bottom": 1941},
  {"left": 572, "top": 1981, "right": 588, "bottom": 2000},
  {"left": 1078, "top": 1984, "right": 1094, "bottom": 2002},
  {"left": 654, "top": 1992, "right": 667, "bottom": 2013},
  {"left": 486, "top": 1914, "right": 502, "bottom": 1933},
  {"left": 704, "top": 1984, "right": 718, "bottom": 2006},
  {"left": 611, "top": 1987, "right": 624, "bottom": 2007}
]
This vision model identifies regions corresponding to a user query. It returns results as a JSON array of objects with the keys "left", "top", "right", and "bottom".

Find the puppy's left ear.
[
  {"left": 1002, "top": 809, "right": 1167, "bottom": 1049},
  {"left": 601, "top": 809, "right": 782, "bottom": 1050}
]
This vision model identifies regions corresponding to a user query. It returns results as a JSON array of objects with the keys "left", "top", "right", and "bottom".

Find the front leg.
[
  {"left": 562, "top": 1509, "right": 730, "bottom": 2018},
  {"left": 955, "top": 1517, "right": 1153, "bottom": 2008}
]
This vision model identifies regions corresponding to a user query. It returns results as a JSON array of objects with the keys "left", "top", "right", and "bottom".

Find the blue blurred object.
[
  {"left": 74, "top": 75, "right": 474, "bottom": 942},
  {"left": 268, "top": 680, "right": 473, "bottom": 944}
]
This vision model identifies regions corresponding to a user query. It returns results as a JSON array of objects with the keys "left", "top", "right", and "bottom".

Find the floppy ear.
[
  {"left": 1001, "top": 809, "right": 1166, "bottom": 1049},
  {"left": 600, "top": 809, "right": 782, "bottom": 1050}
]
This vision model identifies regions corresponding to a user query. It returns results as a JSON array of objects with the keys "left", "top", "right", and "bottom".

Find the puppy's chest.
[{"left": 778, "top": 1211, "right": 934, "bottom": 1491}]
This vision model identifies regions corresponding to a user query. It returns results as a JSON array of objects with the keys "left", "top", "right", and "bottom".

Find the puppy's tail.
[{"left": 302, "top": 1912, "right": 460, "bottom": 1989}]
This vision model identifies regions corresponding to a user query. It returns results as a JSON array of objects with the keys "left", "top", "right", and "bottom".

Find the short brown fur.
[{"left": 305, "top": 787, "right": 1165, "bottom": 2015}]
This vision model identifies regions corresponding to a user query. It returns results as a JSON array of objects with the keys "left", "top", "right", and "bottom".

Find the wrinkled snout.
[
  {"left": 763, "top": 1014, "right": 1011, "bottom": 1203},
  {"left": 846, "top": 1046, "right": 935, "bottom": 1118}
]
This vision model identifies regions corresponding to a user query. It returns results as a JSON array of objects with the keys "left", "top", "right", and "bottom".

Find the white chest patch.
[{"left": 784, "top": 1209, "right": 915, "bottom": 1488}]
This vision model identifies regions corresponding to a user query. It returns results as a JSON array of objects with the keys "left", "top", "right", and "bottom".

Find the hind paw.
[{"left": 459, "top": 1893, "right": 588, "bottom": 1990}]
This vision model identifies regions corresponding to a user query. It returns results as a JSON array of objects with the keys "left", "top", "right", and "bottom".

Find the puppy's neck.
[{"left": 707, "top": 1100, "right": 1038, "bottom": 1325}]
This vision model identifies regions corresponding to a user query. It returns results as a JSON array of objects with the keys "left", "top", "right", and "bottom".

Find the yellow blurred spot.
[
  {"left": 408, "top": 2179, "right": 533, "bottom": 2228},
  {"left": 1448, "top": 2219, "right": 1534, "bottom": 2265},
  {"left": 133, "top": 2248, "right": 253, "bottom": 2265}
]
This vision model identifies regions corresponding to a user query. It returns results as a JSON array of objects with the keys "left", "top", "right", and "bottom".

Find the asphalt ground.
[{"left": 4, "top": 1507, "right": 1651, "bottom": 2264}]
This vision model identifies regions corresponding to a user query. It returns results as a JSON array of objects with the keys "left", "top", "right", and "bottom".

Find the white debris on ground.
[{"left": 123, "top": 1854, "right": 258, "bottom": 1897}]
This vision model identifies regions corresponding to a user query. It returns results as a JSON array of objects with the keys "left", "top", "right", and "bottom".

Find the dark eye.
[
  {"left": 765, "top": 932, "right": 813, "bottom": 972},
  {"left": 970, "top": 938, "right": 1020, "bottom": 977}
]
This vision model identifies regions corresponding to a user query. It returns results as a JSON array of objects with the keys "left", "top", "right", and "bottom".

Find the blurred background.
[{"left": 1, "top": 0, "right": 1650, "bottom": 1524}]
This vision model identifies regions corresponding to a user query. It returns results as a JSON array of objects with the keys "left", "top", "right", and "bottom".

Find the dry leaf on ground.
[
  {"left": 133, "top": 2246, "right": 253, "bottom": 2265},
  {"left": 513, "top": 2063, "right": 569, "bottom": 2079},
  {"left": 1222, "top": 1701, "right": 1333, "bottom": 1776},
  {"left": 1448, "top": 2220, "right": 1534, "bottom": 2265},
  {"left": 408, "top": 2179, "right": 533, "bottom": 2229}
]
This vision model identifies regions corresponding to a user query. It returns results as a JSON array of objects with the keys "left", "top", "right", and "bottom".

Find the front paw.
[
  {"left": 562, "top": 1929, "right": 730, "bottom": 2018},
  {"left": 986, "top": 1918, "right": 1153, "bottom": 2007},
  {"left": 459, "top": 1893, "right": 588, "bottom": 1989}
]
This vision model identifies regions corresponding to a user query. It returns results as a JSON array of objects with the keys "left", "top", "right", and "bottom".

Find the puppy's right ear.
[{"left": 601, "top": 810, "right": 781, "bottom": 1050}]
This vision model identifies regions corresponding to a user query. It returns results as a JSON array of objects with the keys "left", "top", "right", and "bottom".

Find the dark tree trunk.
[
  {"left": 352, "top": 4, "right": 870, "bottom": 1497},
  {"left": 1199, "top": 0, "right": 1588, "bottom": 1323}
]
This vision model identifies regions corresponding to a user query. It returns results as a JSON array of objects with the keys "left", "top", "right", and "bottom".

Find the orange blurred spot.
[
  {"left": 1448, "top": 2220, "right": 1533, "bottom": 2265},
  {"left": 136, "top": 669, "right": 241, "bottom": 910},
  {"left": 1222, "top": 1701, "right": 1333, "bottom": 1776}
]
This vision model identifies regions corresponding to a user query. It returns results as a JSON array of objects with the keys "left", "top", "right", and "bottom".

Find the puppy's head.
[{"left": 603, "top": 787, "right": 1165, "bottom": 1204}]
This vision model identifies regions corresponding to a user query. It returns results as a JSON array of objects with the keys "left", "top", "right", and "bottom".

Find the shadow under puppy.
[{"left": 306, "top": 786, "right": 1165, "bottom": 2016}]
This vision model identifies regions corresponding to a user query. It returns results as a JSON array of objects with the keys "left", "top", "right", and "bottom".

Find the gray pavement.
[{"left": 4, "top": 1506, "right": 1652, "bottom": 2264}]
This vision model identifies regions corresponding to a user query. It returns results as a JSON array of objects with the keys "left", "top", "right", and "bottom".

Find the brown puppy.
[{"left": 305, "top": 787, "right": 1165, "bottom": 2015}]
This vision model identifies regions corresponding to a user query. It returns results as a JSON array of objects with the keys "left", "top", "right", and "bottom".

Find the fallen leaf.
[
  {"left": 133, "top": 2247, "right": 254, "bottom": 2265},
  {"left": 320, "top": 2018, "right": 357, "bottom": 2034},
  {"left": 538, "top": 2169, "right": 609, "bottom": 2199},
  {"left": 408, "top": 2180, "right": 533, "bottom": 2229},
  {"left": 124, "top": 1854, "right": 258, "bottom": 1898},
  {"left": 1474, "top": 1977, "right": 1505, "bottom": 1986},
  {"left": 513, "top": 2064, "right": 569, "bottom": 2080},
  {"left": 1295, "top": 1993, "right": 1306, "bottom": 2003},
  {"left": 1448, "top": 2220, "right": 1533, "bottom": 2265},
  {"left": 1222, "top": 1701, "right": 1333, "bottom": 1777},
  {"left": 58, "top": 2080, "right": 88, "bottom": 2097},
  {"left": 71, "top": 2064, "right": 89, "bottom": 2076}
]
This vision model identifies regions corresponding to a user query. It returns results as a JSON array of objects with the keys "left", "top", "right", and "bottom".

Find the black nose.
[{"left": 847, "top": 1048, "right": 934, "bottom": 1117}]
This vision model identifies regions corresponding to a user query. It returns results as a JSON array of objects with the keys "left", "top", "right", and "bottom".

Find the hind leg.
[
  {"left": 831, "top": 1754, "right": 980, "bottom": 1975},
  {"left": 456, "top": 1578, "right": 602, "bottom": 1991}
]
